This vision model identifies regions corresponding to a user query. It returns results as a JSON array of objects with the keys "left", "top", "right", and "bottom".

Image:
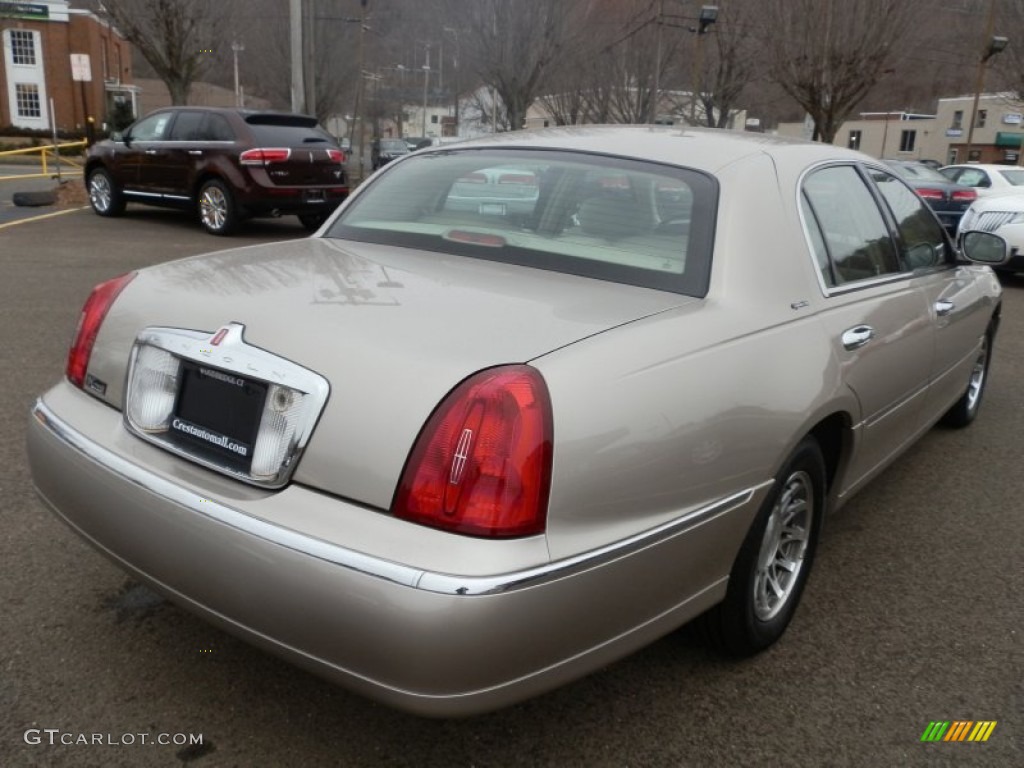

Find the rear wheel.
[
  {"left": 298, "top": 212, "right": 329, "bottom": 232},
  {"left": 941, "top": 332, "right": 991, "bottom": 428},
  {"left": 197, "top": 179, "right": 238, "bottom": 235},
  {"left": 87, "top": 168, "right": 125, "bottom": 216},
  {"left": 696, "top": 437, "right": 825, "bottom": 656}
]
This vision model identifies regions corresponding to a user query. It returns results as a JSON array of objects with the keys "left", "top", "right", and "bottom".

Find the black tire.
[
  {"left": 941, "top": 332, "right": 992, "bottom": 428},
  {"left": 12, "top": 190, "right": 55, "bottom": 207},
  {"left": 197, "top": 179, "right": 239, "bottom": 235},
  {"left": 87, "top": 167, "right": 125, "bottom": 216},
  {"left": 696, "top": 436, "right": 825, "bottom": 656},
  {"left": 298, "top": 212, "right": 328, "bottom": 232}
]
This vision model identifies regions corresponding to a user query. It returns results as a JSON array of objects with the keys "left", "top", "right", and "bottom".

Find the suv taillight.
[
  {"left": 66, "top": 272, "right": 136, "bottom": 388},
  {"left": 240, "top": 148, "right": 292, "bottom": 166},
  {"left": 916, "top": 187, "right": 945, "bottom": 201},
  {"left": 393, "top": 365, "right": 553, "bottom": 538},
  {"left": 327, "top": 148, "right": 345, "bottom": 163},
  {"left": 952, "top": 189, "right": 978, "bottom": 202}
]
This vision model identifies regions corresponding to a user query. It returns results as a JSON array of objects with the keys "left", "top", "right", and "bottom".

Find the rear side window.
[
  {"left": 202, "top": 114, "right": 236, "bottom": 141},
  {"left": 801, "top": 165, "right": 900, "bottom": 285},
  {"left": 169, "top": 111, "right": 205, "bottom": 141},
  {"left": 326, "top": 148, "right": 717, "bottom": 296}
]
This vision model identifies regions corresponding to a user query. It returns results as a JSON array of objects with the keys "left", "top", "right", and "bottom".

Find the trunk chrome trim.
[{"left": 33, "top": 399, "right": 761, "bottom": 597}]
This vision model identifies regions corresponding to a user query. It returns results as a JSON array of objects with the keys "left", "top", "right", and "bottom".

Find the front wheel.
[
  {"left": 197, "top": 179, "right": 238, "bottom": 235},
  {"left": 87, "top": 168, "right": 125, "bottom": 216},
  {"left": 696, "top": 436, "right": 825, "bottom": 656},
  {"left": 941, "top": 332, "right": 991, "bottom": 428}
]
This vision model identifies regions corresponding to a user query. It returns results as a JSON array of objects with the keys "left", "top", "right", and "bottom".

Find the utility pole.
[
  {"left": 355, "top": 0, "right": 368, "bottom": 182},
  {"left": 303, "top": 0, "right": 316, "bottom": 117},
  {"left": 421, "top": 43, "right": 431, "bottom": 138},
  {"left": 232, "top": 41, "right": 244, "bottom": 107},
  {"left": 650, "top": 0, "right": 663, "bottom": 124},
  {"left": 290, "top": 0, "right": 305, "bottom": 113}
]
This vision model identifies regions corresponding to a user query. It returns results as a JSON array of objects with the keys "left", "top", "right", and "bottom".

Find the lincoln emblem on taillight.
[
  {"left": 210, "top": 328, "right": 229, "bottom": 346},
  {"left": 450, "top": 428, "right": 473, "bottom": 484}
]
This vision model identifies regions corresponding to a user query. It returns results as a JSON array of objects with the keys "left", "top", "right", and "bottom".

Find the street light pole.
[
  {"left": 689, "top": 6, "right": 718, "bottom": 127},
  {"left": 421, "top": 44, "right": 431, "bottom": 138}
]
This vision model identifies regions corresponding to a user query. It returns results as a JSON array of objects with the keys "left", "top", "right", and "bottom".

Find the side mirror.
[{"left": 960, "top": 230, "right": 1009, "bottom": 265}]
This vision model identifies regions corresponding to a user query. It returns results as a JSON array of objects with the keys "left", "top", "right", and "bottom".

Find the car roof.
[{"left": 417, "top": 125, "right": 867, "bottom": 174}]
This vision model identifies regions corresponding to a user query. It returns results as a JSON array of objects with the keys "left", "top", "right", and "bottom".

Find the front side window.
[
  {"left": 801, "top": 165, "right": 900, "bottom": 286},
  {"left": 129, "top": 112, "right": 171, "bottom": 141},
  {"left": 7, "top": 29, "right": 36, "bottom": 65},
  {"left": 868, "top": 169, "right": 949, "bottom": 270},
  {"left": 996, "top": 168, "right": 1024, "bottom": 187},
  {"left": 326, "top": 149, "right": 717, "bottom": 296},
  {"left": 14, "top": 83, "right": 40, "bottom": 118}
]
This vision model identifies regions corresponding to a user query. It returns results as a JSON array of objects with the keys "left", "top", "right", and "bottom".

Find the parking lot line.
[{"left": 0, "top": 205, "right": 89, "bottom": 231}]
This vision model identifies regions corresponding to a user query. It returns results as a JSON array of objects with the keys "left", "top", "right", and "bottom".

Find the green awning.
[{"left": 995, "top": 132, "right": 1023, "bottom": 148}]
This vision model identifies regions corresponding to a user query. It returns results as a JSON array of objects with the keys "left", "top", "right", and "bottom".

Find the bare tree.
[
  {"left": 694, "top": 0, "right": 759, "bottom": 128},
  {"left": 762, "top": 0, "right": 922, "bottom": 142},
  {"left": 96, "top": 0, "right": 231, "bottom": 105},
  {"left": 451, "top": 0, "right": 585, "bottom": 131}
]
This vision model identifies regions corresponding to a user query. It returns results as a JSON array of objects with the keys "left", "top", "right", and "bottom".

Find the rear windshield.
[
  {"left": 888, "top": 162, "right": 950, "bottom": 183},
  {"left": 246, "top": 121, "right": 334, "bottom": 146},
  {"left": 325, "top": 148, "right": 717, "bottom": 296},
  {"left": 380, "top": 139, "right": 409, "bottom": 152}
]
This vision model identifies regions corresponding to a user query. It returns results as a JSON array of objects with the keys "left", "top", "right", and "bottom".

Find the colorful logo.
[{"left": 921, "top": 721, "right": 997, "bottom": 742}]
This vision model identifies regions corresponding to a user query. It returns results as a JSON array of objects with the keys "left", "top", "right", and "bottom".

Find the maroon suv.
[{"left": 85, "top": 107, "right": 349, "bottom": 235}]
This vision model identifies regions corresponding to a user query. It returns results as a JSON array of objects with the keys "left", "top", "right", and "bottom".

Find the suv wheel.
[
  {"left": 198, "top": 179, "right": 238, "bottom": 235},
  {"left": 88, "top": 168, "right": 125, "bottom": 216}
]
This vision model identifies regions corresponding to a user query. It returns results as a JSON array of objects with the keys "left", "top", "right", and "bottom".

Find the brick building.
[{"left": 1, "top": 0, "right": 136, "bottom": 133}]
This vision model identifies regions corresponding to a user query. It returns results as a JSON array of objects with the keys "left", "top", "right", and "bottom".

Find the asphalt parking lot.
[{"left": 0, "top": 205, "right": 1020, "bottom": 767}]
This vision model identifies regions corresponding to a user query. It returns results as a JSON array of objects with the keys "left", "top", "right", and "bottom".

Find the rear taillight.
[
  {"left": 239, "top": 147, "right": 292, "bottom": 166},
  {"left": 952, "top": 189, "right": 978, "bottom": 203},
  {"left": 393, "top": 365, "right": 553, "bottom": 538},
  {"left": 327, "top": 148, "right": 345, "bottom": 163},
  {"left": 458, "top": 172, "right": 488, "bottom": 184},
  {"left": 916, "top": 187, "right": 945, "bottom": 201},
  {"left": 498, "top": 173, "right": 536, "bottom": 185},
  {"left": 66, "top": 272, "right": 136, "bottom": 388}
]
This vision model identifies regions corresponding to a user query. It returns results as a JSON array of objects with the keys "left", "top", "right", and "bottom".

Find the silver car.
[{"left": 27, "top": 127, "right": 1008, "bottom": 716}]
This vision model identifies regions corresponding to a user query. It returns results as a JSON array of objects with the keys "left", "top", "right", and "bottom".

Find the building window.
[
  {"left": 951, "top": 110, "right": 963, "bottom": 130},
  {"left": 847, "top": 129, "right": 862, "bottom": 150},
  {"left": 899, "top": 129, "right": 916, "bottom": 153},
  {"left": 431, "top": 114, "right": 438, "bottom": 124},
  {"left": 8, "top": 29, "right": 37, "bottom": 65},
  {"left": 15, "top": 83, "right": 41, "bottom": 118},
  {"left": 977, "top": 109, "right": 987, "bottom": 128}
]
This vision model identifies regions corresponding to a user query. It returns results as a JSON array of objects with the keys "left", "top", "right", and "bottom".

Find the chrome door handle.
[
  {"left": 144, "top": 149, "right": 158, "bottom": 155},
  {"left": 842, "top": 325, "right": 875, "bottom": 351},
  {"left": 188, "top": 150, "right": 203, "bottom": 156},
  {"left": 935, "top": 299, "right": 955, "bottom": 316}
]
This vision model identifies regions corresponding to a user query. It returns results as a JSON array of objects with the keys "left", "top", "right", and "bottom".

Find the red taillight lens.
[
  {"left": 393, "top": 365, "right": 553, "bottom": 538},
  {"left": 239, "top": 147, "right": 292, "bottom": 166},
  {"left": 497, "top": 173, "right": 536, "bottom": 185},
  {"left": 66, "top": 272, "right": 136, "bottom": 388},
  {"left": 458, "top": 172, "right": 488, "bottom": 184},
  {"left": 916, "top": 187, "right": 945, "bottom": 201},
  {"left": 952, "top": 189, "right": 978, "bottom": 202},
  {"left": 327, "top": 148, "right": 345, "bottom": 163}
]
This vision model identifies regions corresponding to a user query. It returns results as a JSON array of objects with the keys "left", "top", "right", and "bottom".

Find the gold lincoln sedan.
[{"left": 28, "top": 126, "right": 1007, "bottom": 716}]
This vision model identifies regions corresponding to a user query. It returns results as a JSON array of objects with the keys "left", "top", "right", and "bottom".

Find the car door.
[
  {"left": 867, "top": 166, "right": 992, "bottom": 419},
  {"left": 125, "top": 111, "right": 174, "bottom": 197},
  {"left": 161, "top": 109, "right": 208, "bottom": 199},
  {"left": 118, "top": 112, "right": 171, "bottom": 194},
  {"left": 801, "top": 164, "right": 934, "bottom": 492}
]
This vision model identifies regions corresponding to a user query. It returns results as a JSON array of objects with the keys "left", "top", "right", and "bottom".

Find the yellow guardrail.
[{"left": 0, "top": 141, "right": 87, "bottom": 181}]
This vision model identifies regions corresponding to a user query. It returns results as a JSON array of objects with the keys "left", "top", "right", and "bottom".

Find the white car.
[
  {"left": 959, "top": 193, "right": 1024, "bottom": 273},
  {"left": 941, "top": 163, "right": 1024, "bottom": 197}
]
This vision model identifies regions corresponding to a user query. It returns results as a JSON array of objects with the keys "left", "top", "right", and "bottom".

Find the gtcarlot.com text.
[{"left": 24, "top": 729, "right": 203, "bottom": 747}]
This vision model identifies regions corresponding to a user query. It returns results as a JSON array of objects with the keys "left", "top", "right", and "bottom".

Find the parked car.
[
  {"left": 371, "top": 137, "right": 411, "bottom": 169},
  {"left": 957, "top": 193, "right": 1024, "bottom": 273},
  {"left": 29, "top": 126, "right": 1008, "bottom": 717},
  {"left": 940, "top": 163, "right": 1024, "bottom": 197},
  {"left": 85, "top": 107, "right": 349, "bottom": 235},
  {"left": 883, "top": 159, "right": 977, "bottom": 233}
]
